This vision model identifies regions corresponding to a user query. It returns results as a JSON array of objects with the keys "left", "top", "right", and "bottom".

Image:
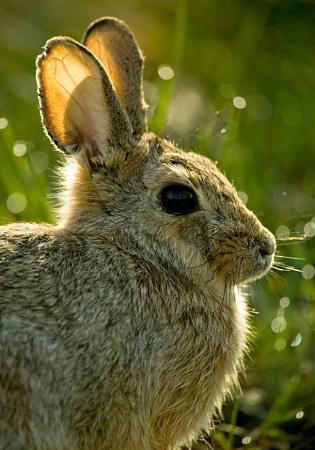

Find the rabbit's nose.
[{"left": 258, "top": 235, "right": 276, "bottom": 258}]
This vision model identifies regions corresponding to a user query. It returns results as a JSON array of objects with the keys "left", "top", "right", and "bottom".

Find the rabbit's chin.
[
  {"left": 212, "top": 251, "right": 275, "bottom": 286},
  {"left": 238, "top": 252, "right": 275, "bottom": 284},
  {"left": 259, "top": 253, "right": 275, "bottom": 276}
]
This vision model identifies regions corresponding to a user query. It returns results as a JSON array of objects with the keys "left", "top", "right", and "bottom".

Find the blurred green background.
[{"left": 1, "top": 0, "right": 315, "bottom": 448}]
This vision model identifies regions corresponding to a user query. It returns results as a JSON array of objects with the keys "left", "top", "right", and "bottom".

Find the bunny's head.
[{"left": 37, "top": 17, "right": 275, "bottom": 293}]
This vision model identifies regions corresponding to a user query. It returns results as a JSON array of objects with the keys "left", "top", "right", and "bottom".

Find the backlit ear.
[
  {"left": 82, "top": 17, "right": 147, "bottom": 136},
  {"left": 36, "top": 37, "right": 133, "bottom": 169}
]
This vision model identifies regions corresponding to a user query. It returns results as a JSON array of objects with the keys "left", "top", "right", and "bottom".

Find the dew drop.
[{"left": 291, "top": 333, "right": 302, "bottom": 347}]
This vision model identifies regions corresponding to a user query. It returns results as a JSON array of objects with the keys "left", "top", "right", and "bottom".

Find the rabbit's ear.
[
  {"left": 82, "top": 17, "right": 147, "bottom": 136},
  {"left": 36, "top": 37, "right": 133, "bottom": 170}
]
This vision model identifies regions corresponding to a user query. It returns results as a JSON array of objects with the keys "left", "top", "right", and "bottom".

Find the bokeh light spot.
[
  {"left": 219, "top": 84, "right": 235, "bottom": 98},
  {"left": 280, "top": 297, "right": 290, "bottom": 308},
  {"left": 246, "top": 94, "right": 272, "bottom": 120},
  {"left": 244, "top": 388, "right": 264, "bottom": 405},
  {"left": 302, "top": 264, "right": 315, "bottom": 280},
  {"left": 0, "top": 117, "right": 8, "bottom": 129},
  {"left": 304, "top": 222, "right": 315, "bottom": 237},
  {"left": 295, "top": 193, "right": 315, "bottom": 215},
  {"left": 276, "top": 225, "right": 290, "bottom": 239},
  {"left": 271, "top": 316, "right": 286, "bottom": 333},
  {"left": 6, "top": 193, "right": 27, "bottom": 214},
  {"left": 158, "top": 64, "right": 174, "bottom": 80},
  {"left": 30, "top": 151, "right": 49, "bottom": 174},
  {"left": 13, "top": 141, "right": 27, "bottom": 157},
  {"left": 275, "top": 338, "right": 287, "bottom": 351},
  {"left": 233, "top": 96, "right": 246, "bottom": 109},
  {"left": 237, "top": 191, "right": 248, "bottom": 205},
  {"left": 261, "top": 52, "right": 293, "bottom": 81}
]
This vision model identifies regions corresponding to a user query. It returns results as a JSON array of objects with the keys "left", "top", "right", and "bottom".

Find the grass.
[
  {"left": 1, "top": 0, "right": 315, "bottom": 448},
  {"left": 0, "top": 120, "right": 51, "bottom": 223}
]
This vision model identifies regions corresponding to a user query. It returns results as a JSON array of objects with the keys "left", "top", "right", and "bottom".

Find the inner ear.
[
  {"left": 37, "top": 37, "right": 133, "bottom": 168},
  {"left": 82, "top": 17, "right": 147, "bottom": 136}
]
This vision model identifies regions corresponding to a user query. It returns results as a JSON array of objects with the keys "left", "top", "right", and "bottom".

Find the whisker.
[
  {"left": 276, "top": 239, "right": 307, "bottom": 247},
  {"left": 276, "top": 236, "right": 307, "bottom": 245},
  {"left": 274, "top": 260, "right": 300, "bottom": 268},
  {"left": 271, "top": 266, "right": 290, "bottom": 273},
  {"left": 280, "top": 213, "right": 315, "bottom": 223},
  {"left": 275, "top": 254, "right": 305, "bottom": 261},
  {"left": 267, "top": 270, "right": 284, "bottom": 282},
  {"left": 188, "top": 259, "right": 209, "bottom": 270},
  {"left": 273, "top": 261, "right": 296, "bottom": 269},
  {"left": 203, "top": 272, "right": 217, "bottom": 288},
  {"left": 265, "top": 270, "right": 285, "bottom": 291},
  {"left": 272, "top": 262, "right": 301, "bottom": 273},
  {"left": 219, "top": 277, "right": 233, "bottom": 315}
]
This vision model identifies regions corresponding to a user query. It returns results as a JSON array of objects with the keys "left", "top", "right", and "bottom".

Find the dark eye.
[{"left": 160, "top": 183, "right": 199, "bottom": 215}]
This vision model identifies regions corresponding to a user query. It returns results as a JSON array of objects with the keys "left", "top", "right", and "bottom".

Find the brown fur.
[{"left": 0, "top": 17, "right": 276, "bottom": 450}]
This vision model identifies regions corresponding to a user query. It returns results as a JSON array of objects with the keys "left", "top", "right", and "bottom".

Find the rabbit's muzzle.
[
  {"left": 238, "top": 228, "right": 276, "bottom": 282},
  {"left": 212, "top": 223, "right": 276, "bottom": 285},
  {"left": 257, "top": 232, "right": 276, "bottom": 270}
]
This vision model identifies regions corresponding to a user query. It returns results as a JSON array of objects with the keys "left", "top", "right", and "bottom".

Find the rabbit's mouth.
[
  {"left": 239, "top": 234, "right": 276, "bottom": 283},
  {"left": 211, "top": 230, "right": 276, "bottom": 285},
  {"left": 255, "top": 246, "right": 275, "bottom": 277},
  {"left": 254, "top": 233, "right": 276, "bottom": 275}
]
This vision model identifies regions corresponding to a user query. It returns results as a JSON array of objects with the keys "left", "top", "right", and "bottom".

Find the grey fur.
[{"left": 0, "top": 17, "right": 276, "bottom": 450}]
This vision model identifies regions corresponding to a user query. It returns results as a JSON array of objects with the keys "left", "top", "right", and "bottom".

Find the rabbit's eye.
[{"left": 160, "top": 184, "right": 199, "bottom": 215}]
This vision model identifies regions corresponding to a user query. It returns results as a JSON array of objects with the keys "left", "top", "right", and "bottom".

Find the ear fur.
[
  {"left": 36, "top": 37, "right": 133, "bottom": 170},
  {"left": 82, "top": 17, "right": 147, "bottom": 136}
]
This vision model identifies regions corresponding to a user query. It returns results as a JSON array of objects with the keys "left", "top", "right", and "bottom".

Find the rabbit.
[{"left": 0, "top": 16, "right": 276, "bottom": 450}]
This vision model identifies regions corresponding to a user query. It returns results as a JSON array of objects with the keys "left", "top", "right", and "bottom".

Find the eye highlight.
[{"left": 160, "top": 183, "right": 199, "bottom": 215}]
